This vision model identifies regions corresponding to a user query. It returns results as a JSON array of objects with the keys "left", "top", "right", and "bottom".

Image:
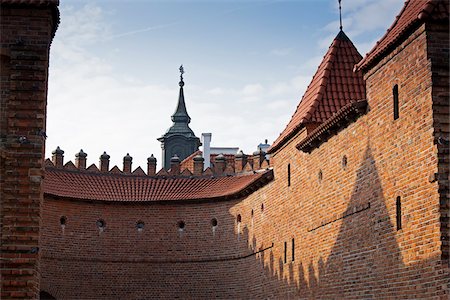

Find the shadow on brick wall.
[{"left": 233, "top": 144, "right": 448, "bottom": 298}]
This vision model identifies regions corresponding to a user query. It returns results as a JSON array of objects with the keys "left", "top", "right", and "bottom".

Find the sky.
[{"left": 46, "top": 0, "right": 405, "bottom": 170}]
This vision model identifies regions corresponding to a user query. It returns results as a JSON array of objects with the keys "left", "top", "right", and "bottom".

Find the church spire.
[
  {"left": 338, "top": 0, "right": 343, "bottom": 31},
  {"left": 171, "top": 65, "right": 191, "bottom": 124},
  {"left": 158, "top": 65, "right": 200, "bottom": 170}
]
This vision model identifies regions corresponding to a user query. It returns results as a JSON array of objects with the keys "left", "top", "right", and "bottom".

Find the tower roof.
[
  {"left": 171, "top": 78, "right": 191, "bottom": 124},
  {"left": 268, "top": 30, "right": 365, "bottom": 153},
  {"left": 158, "top": 72, "right": 197, "bottom": 140},
  {"left": 356, "top": 0, "right": 449, "bottom": 72}
]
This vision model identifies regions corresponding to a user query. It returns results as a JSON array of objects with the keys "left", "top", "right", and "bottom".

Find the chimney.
[
  {"left": 170, "top": 154, "right": 180, "bottom": 175},
  {"left": 52, "top": 146, "right": 64, "bottom": 168},
  {"left": 252, "top": 149, "right": 265, "bottom": 170},
  {"left": 123, "top": 153, "right": 132, "bottom": 174},
  {"left": 201, "top": 133, "right": 212, "bottom": 170},
  {"left": 235, "top": 150, "right": 245, "bottom": 173},
  {"left": 193, "top": 154, "right": 204, "bottom": 176},
  {"left": 75, "top": 149, "right": 87, "bottom": 169},
  {"left": 99, "top": 151, "right": 110, "bottom": 172},
  {"left": 214, "top": 153, "right": 226, "bottom": 176},
  {"left": 147, "top": 154, "right": 157, "bottom": 176}
]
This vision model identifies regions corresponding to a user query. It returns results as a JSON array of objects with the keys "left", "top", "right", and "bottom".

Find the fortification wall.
[
  {"left": 0, "top": 3, "right": 57, "bottom": 299},
  {"left": 38, "top": 20, "right": 449, "bottom": 300},
  {"left": 234, "top": 23, "right": 449, "bottom": 298},
  {"left": 40, "top": 197, "right": 276, "bottom": 299}
]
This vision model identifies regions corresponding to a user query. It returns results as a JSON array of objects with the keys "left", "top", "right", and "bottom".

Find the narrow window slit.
[
  {"left": 393, "top": 84, "right": 399, "bottom": 120},
  {"left": 287, "top": 163, "right": 291, "bottom": 187},
  {"left": 396, "top": 196, "right": 402, "bottom": 230}
]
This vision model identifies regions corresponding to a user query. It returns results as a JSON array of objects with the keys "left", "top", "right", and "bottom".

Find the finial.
[
  {"left": 179, "top": 64, "right": 185, "bottom": 87},
  {"left": 338, "top": 0, "right": 343, "bottom": 31}
]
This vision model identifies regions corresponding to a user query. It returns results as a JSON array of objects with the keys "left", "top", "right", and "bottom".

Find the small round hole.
[
  {"left": 178, "top": 221, "right": 185, "bottom": 230},
  {"left": 96, "top": 219, "right": 105, "bottom": 228},
  {"left": 136, "top": 221, "right": 145, "bottom": 230},
  {"left": 236, "top": 214, "right": 242, "bottom": 223},
  {"left": 60, "top": 216, "right": 67, "bottom": 226},
  {"left": 211, "top": 218, "right": 218, "bottom": 227}
]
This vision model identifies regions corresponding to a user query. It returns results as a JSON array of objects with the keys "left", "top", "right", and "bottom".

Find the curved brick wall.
[
  {"left": 40, "top": 8, "right": 449, "bottom": 300},
  {"left": 40, "top": 197, "right": 276, "bottom": 299}
]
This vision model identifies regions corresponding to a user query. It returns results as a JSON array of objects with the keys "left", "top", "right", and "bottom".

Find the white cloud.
[
  {"left": 270, "top": 47, "right": 293, "bottom": 57},
  {"left": 242, "top": 83, "right": 264, "bottom": 96}
]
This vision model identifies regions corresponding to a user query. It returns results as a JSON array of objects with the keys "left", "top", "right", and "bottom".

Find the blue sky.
[{"left": 46, "top": 0, "right": 404, "bottom": 170}]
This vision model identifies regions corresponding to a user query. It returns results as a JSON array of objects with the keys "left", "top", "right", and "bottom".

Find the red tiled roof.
[
  {"left": 43, "top": 167, "right": 273, "bottom": 202},
  {"left": 356, "top": 0, "right": 449, "bottom": 71},
  {"left": 268, "top": 31, "right": 365, "bottom": 153}
]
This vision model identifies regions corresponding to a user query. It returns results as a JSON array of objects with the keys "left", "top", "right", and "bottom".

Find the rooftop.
[
  {"left": 44, "top": 166, "right": 273, "bottom": 203},
  {"left": 269, "top": 30, "right": 365, "bottom": 153},
  {"left": 356, "top": 0, "right": 449, "bottom": 71}
]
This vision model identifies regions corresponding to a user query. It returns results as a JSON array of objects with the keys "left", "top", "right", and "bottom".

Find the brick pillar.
[
  {"left": 235, "top": 150, "right": 246, "bottom": 173},
  {"left": 123, "top": 153, "right": 133, "bottom": 174},
  {"left": 215, "top": 154, "right": 226, "bottom": 176},
  {"left": 0, "top": 2, "right": 59, "bottom": 298},
  {"left": 170, "top": 154, "right": 180, "bottom": 175},
  {"left": 99, "top": 152, "right": 110, "bottom": 172},
  {"left": 193, "top": 154, "right": 204, "bottom": 176},
  {"left": 52, "top": 146, "right": 64, "bottom": 168},
  {"left": 147, "top": 154, "right": 157, "bottom": 176},
  {"left": 252, "top": 149, "right": 265, "bottom": 170},
  {"left": 75, "top": 149, "right": 87, "bottom": 170}
]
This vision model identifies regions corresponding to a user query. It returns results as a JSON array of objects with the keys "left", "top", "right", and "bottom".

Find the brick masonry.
[
  {"left": 1, "top": 1, "right": 448, "bottom": 299},
  {"left": 0, "top": 3, "right": 58, "bottom": 299},
  {"left": 39, "top": 23, "right": 449, "bottom": 298}
]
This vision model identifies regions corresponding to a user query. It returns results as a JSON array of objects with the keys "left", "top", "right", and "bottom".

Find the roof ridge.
[{"left": 356, "top": 0, "right": 448, "bottom": 71}]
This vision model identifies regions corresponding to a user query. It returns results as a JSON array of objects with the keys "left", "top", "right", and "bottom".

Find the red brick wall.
[
  {"left": 234, "top": 23, "right": 449, "bottom": 298},
  {"left": 0, "top": 4, "right": 57, "bottom": 299},
  {"left": 427, "top": 21, "right": 449, "bottom": 263},
  {"left": 38, "top": 19, "right": 449, "bottom": 300},
  {"left": 40, "top": 197, "right": 277, "bottom": 299}
]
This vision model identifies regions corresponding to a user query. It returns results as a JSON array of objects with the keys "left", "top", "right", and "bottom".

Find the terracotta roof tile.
[
  {"left": 44, "top": 167, "right": 273, "bottom": 202},
  {"left": 356, "top": 0, "right": 449, "bottom": 71},
  {"left": 269, "top": 31, "right": 365, "bottom": 153}
]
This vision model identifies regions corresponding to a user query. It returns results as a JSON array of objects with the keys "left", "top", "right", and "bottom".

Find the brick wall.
[
  {"left": 427, "top": 21, "right": 450, "bottom": 263},
  {"left": 35, "top": 12, "right": 450, "bottom": 300},
  {"left": 40, "top": 197, "right": 276, "bottom": 299},
  {"left": 234, "top": 23, "right": 449, "bottom": 298},
  {"left": 38, "top": 21, "right": 449, "bottom": 299},
  {"left": 0, "top": 4, "right": 57, "bottom": 299}
]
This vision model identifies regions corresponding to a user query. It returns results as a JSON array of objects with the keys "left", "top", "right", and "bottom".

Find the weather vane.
[
  {"left": 179, "top": 65, "right": 184, "bottom": 81},
  {"left": 338, "top": 0, "right": 343, "bottom": 31}
]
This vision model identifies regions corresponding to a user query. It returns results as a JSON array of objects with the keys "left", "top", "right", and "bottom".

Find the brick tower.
[{"left": 0, "top": 1, "right": 59, "bottom": 298}]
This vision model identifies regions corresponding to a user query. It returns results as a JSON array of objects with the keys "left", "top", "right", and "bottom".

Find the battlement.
[{"left": 46, "top": 147, "right": 271, "bottom": 177}]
